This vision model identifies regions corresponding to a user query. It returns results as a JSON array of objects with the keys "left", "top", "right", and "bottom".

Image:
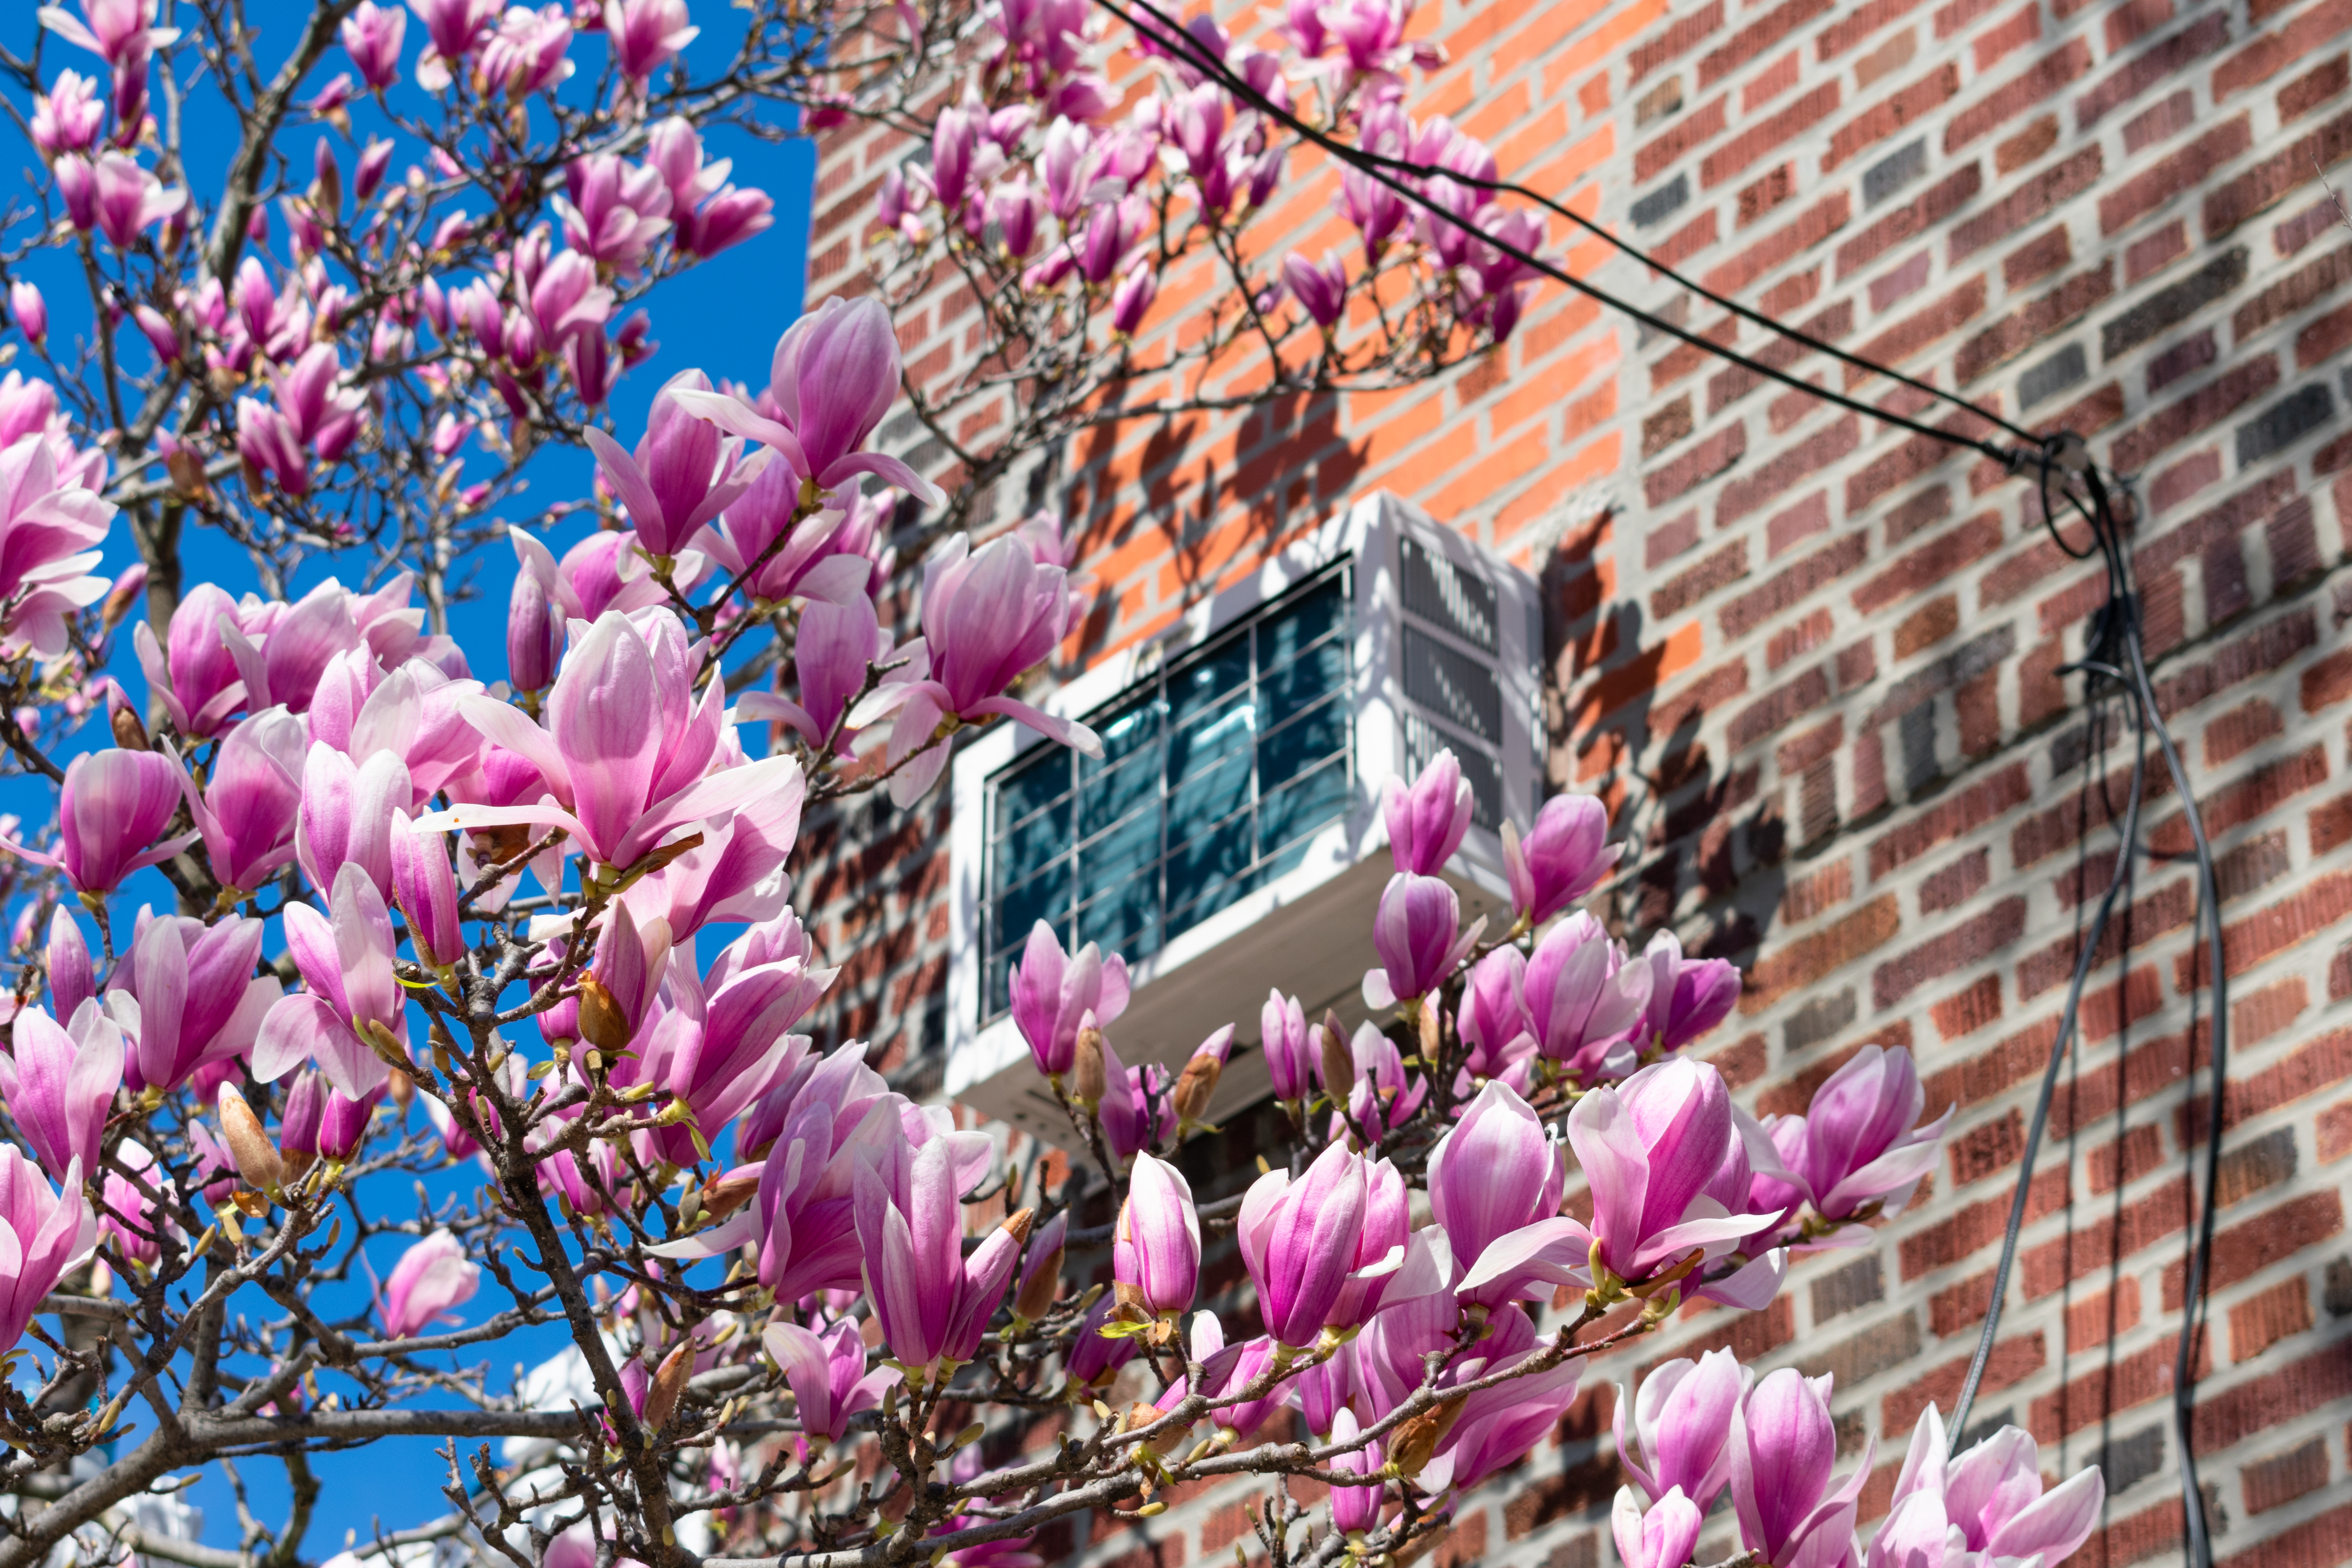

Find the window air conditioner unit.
[{"left": 944, "top": 491, "right": 1544, "bottom": 1150}]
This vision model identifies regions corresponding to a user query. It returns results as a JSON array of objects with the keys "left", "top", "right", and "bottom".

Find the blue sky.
[{"left": 5, "top": 2, "right": 816, "bottom": 1550}]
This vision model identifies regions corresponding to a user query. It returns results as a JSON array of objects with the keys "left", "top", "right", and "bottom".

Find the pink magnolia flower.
[
  {"left": 1328, "top": 1408, "right": 1387, "bottom": 1534},
  {"left": 1503, "top": 791, "right": 1618, "bottom": 927},
  {"left": 1427, "top": 1080, "right": 1562, "bottom": 1303},
  {"left": 421, "top": 608, "right": 800, "bottom": 870},
  {"left": 133, "top": 581, "right": 248, "bottom": 735},
  {"left": 1238, "top": 1140, "right": 1368, "bottom": 1349},
  {"left": 1455, "top": 946, "right": 1537, "bottom": 1088},
  {"left": 31, "top": 71, "right": 104, "bottom": 157},
  {"left": 0, "top": 1144, "right": 96, "bottom": 1354},
  {"left": 583, "top": 370, "right": 760, "bottom": 556},
  {"left": 1615, "top": 1348, "right": 1750, "bottom": 1512},
  {"left": 341, "top": 2, "right": 407, "bottom": 88},
  {"left": 111, "top": 911, "right": 280, "bottom": 1094},
  {"left": 9, "top": 284, "right": 46, "bottom": 345},
  {"left": 1362, "top": 872, "right": 1480, "bottom": 1008},
  {"left": 1870, "top": 1404, "right": 2104, "bottom": 1568},
  {"left": 1522, "top": 913, "right": 1651, "bottom": 1080},
  {"left": 1113, "top": 1153, "right": 1199, "bottom": 1323},
  {"left": 555, "top": 152, "right": 672, "bottom": 268},
  {"left": 603, "top": 0, "right": 697, "bottom": 82},
  {"left": 1456, "top": 1058, "right": 1784, "bottom": 1304},
  {"left": 183, "top": 704, "right": 307, "bottom": 892},
  {"left": 47, "top": 909, "right": 93, "bottom": 1023},
  {"left": 636, "top": 930, "right": 834, "bottom": 1165},
  {"left": 850, "top": 531, "right": 1101, "bottom": 806},
  {"left": 217, "top": 579, "right": 366, "bottom": 714},
  {"left": 1637, "top": 929, "right": 1742, "bottom": 1054},
  {"left": 1284, "top": 250, "right": 1349, "bottom": 328},
  {"left": 669, "top": 296, "right": 943, "bottom": 505},
  {"left": 409, "top": 0, "right": 497, "bottom": 88},
  {"left": 1730, "top": 1369, "right": 1873, "bottom": 1568},
  {"left": 37, "top": 0, "right": 180, "bottom": 72},
  {"left": 253, "top": 862, "right": 407, "bottom": 1098},
  {"left": 91, "top": 152, "right": 185, "bottom": 248},
  {"left": 1789, "top": 1044, "right": 1952, "bottom": 1223},
  {"left": 376, "top": 1229, "right": 480, "bottom": 1338},
  {"left": 0, "top": 1003, "right": 121, "bottom": 1183},
  {"left": 390, "top": 809, "right": 464, "bottom": 967},
  {"left": 297, "top": 737, "right": 413, "bottom": 898},
  {"left": 1006, "top": 921, "right": 1129, "bottom": 1076},
  {"left": 1385, "top": 749, "right": 1474, "bottom": 874},
  {"left": 762, "top": 1318, "right": 898, "bottom": 1448},
  {"left": 1109, "top": 260, "right": 1156, "bottom": 336},
  {"left": 1260, "top": 989, "right": 1311, "bottom": 1102},
  {"left": 1613, "top": 1487, "right": 1703, "bottom": 1568},
  {"left": 481, "top": 2, "right": 573, "bottom": 96},
  {"left": 853, "top": 1132, "right": 1024, "bottom": 1373},
  {"left": 738, "top": 595, "right": 893, "bottom": 755},
  {"left": 1, "top": 748, "right": 194, "bottom": 895}
]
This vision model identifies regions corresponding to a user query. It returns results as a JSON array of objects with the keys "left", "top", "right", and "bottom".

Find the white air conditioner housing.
[{"left": 944, "top": 491, "right": 1544, "bottom": 1149}]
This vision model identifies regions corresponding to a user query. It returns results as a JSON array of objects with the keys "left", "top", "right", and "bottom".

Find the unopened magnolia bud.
[
  {"left": 1015, "top": 1243, "right": 1063, "bottom": 1321},
  {"left": 1419, "top": 995, "right": 1443, "bottom": 1057},
  {"left": 1070, "top": 1024, "right": 1107, "bottom": 1110},
  {"left": 701, "top": 1170, "right": 759, "bottom": 1221},
  {"left": 1318, "top": 1013, "right": 1354, "bottom": 1100},
  {"left": 217, "top": 1084, "right": 284, "bottom": 1193},
  {"left": 105, "top": 683, "right": 148, "bottom": 751},
  {"left": 576, "top": 973, "right": 632, "bottom": 1052},
  {"left": 1385, "top": 1396, "right": 1466, "bottom": 1479},
  {"left": 1170, "top": 1055, "right": 1220, "bottom": 1129},
  {"left": 386, "top": 1069, "right": 414, "bottom": 1109},
  {"left": 1124, "top": 1401, "right": 1184, "bottom": 1459},
  {"left": 642, "top": 1340, "right": 694, "bottom": 1430},
  {"left": 1001, "top": 1207, "right": 1036, "bottom": 1245}
]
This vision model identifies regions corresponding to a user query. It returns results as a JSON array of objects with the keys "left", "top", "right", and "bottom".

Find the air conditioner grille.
[
  {"left": 1401, "top": 537, "right": 1497, "bottom": 651},
  {"left": 1402, "top": 623, "right": 1502, "bottom": 742}
]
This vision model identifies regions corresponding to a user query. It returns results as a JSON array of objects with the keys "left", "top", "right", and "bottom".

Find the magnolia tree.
[{"left": 0, "top": 2, "right": 2109, "bottom": 1568}]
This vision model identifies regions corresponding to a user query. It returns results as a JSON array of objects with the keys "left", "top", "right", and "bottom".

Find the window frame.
[{"left": 944, "top": 490, "right": 1543, "bottom": 1144}]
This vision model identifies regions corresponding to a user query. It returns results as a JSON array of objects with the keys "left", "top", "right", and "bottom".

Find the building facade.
[{"left": 799, "top": 0, "right": 2352, "bottom": 1564}]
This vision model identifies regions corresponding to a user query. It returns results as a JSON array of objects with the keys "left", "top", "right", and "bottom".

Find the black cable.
[
  {"left": 1117, "top": 0, "right": 2047, "bottom": 453},
  {"left": 1092, "top": 0, "right": 2034, "bottom": 467}
]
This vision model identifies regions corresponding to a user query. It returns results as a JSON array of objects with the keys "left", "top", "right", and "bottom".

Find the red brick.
[
  {"left": 1699, "top": 0, "right": 1835, "bottom": 87},
  {"left": 2228, "top": 1275, "right": 2316, "bottom": 1362},
  {"left": 2109, "top": 356, "right": 2282, "bottom": 473},
  {"left": 2101, "top": 115, "right": 2256, "bottom": 235},
  {"left": 2239, "top": 1436, "right": 2330, "bottom": 1515},
  {"left": 1947, "top": 1106, "right": 2025, "bottom": 1185},
  {"left": 2032, "top": 1335, "right": 2205, "bottom": 1440},
  {"left": 1744, "top": 894, "right": 1903, "bottom": 1010},
  {"left": 1854, "top": 514, "right": 2005, "bottom": 614},
  {"left": 2104, "top": 0, "right": 2172, "bottom": 51},
  {"left": 1839, "top": 164, "right": 1984, "bottom": 278},
  {"left": 1845, "top": 277, "right": 1990, "bottom": 385},
  {"left": 1637, "top": 94, "right": 1730, "bottom": 184},
  {"left": 1945, "top": 38, "right": 2093, "bottom": 150},
  {"left": 2089, "top": 1124, "right": 2167, "bottom": 1194},
  {"left": 1882, "top": 1332, "right": 2044, "bottom": 1431},
  {"left": 1901, "top": 1166, "right": 2069, "bottom": 1279},
  {"left": 1705, "top": 194, "right": 1853, "bottom": 293},
  {"left": 2078, "top": 13, "right": 2232, "bottom": 127},
  {"left": 2234, "top": 242, "right": 2352, "bottom": 339},
  {"left": 2205, "top": 102, "right": 2352, "bottom": 236},
  {"left": 2162, "top": 1191, "right": 2344, "bottom": 1310},
  {"left": 2020, "top": 1176, "right": 2190, "bottom": 1299},
  {"left": 1720, "top": 416, "right": 1863, "bottom": 524},
  {"left": 1827, "top": 65, "right": 1962, "bottom": 171},
  {"left": 1632, "top": 0, "right": 1725, "bottom": 81},
  {"left": 1952, "top": 147, "right": 2102, "bottom": 259},
  {"left": 2065, "top": 1277, "right": 2141, "bottom": 1351},
  {"left": 2214, "top": 0, "right": 2352, "bottom": 100},
  {"left": 2322, "top": 1096, "right": 2352, "bottom": 1161},
  {"left": 1868, "top": 764, "right": 2030, "bottom": 879},
  {"left": 2147, "top": 744, "right": 2331, "bottom": 856},
  {"left": 1933, "top": 971, "right": 2004, "bottom": 1037},
  {"left": 1956, "top": 262, "right": 2117, "bottom": 383},
  {"left": 1702, "top": 82, "right": 1843, "bottom": 187},
  {"left": 1644, "top": 421, "right": 1748, "bottom": 505},
  {"left": 1654, "top": 539, "right": 1751, "bottom": 618},
  {"left": 1821, "top": 0, "right": 1932, "bottom": 58},
  {"left": 2193, "top": 1338, "right": 2352, "bottom": 1452},
  {"left": 2207, "top": 696, "right": 2286, "bottom": 766},
  {"left": 2200, "top": 878, "right": 2352, "bottom": 984},
  {"left": 1874, "top": 897, "right": 2027, "bottom": 1009},
  {"left": 2282, "top": 53, "right": 2352, "bottom": 121}
]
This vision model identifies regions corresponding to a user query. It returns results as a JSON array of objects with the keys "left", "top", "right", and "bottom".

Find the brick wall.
[{"left": 796, "top": 0, "right": 2352, "bottom": 1564}]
